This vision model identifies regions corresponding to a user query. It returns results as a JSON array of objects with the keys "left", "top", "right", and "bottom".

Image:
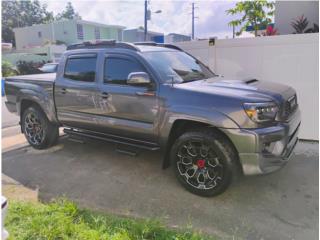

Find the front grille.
[{"left": 284, "top": 94, "right": 298, "bottom": 118}]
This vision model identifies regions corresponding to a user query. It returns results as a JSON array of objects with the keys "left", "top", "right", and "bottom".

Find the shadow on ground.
[{"left": 2, "top": 137, "right": 319, "bottom": 240}]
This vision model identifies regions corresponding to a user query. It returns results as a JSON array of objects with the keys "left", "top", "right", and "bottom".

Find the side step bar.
[{"left": 63, "top": 128, "right": 160, "bottom": 151}]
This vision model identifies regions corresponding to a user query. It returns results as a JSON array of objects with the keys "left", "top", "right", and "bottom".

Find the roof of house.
[{"left": 76, "top": 20, "right": 125, "bottom": 29}]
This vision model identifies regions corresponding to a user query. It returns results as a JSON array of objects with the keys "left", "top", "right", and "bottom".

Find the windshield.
[
  {"left": 40, "top": 64, "right": 58, "bottom": 73},
  {"left": 142, "top": 51, "right": 215, "bottom": 83}
]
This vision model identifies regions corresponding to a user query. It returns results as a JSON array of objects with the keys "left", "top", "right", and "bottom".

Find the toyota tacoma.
[{"left": 4, "top": 40, "right": 301, "bottom": 196}]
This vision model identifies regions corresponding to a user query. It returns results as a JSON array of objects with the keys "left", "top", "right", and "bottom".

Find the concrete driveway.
[
  {"left": 2, "top": 131, "right": 318, "bottom": 240},
  {"left": 2, "top": 97, "right": 19, "bottom": 128}
]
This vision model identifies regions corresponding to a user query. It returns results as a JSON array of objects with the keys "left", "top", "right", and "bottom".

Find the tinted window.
[
  {"left": 142, "top": 51, "right": 215, "bottom": 83},
  {"left": 104, "top": 57, "right": 145, "bottom": 85},
  {"left": 64, "top": 57, "right": 96, "bottom": 82}
]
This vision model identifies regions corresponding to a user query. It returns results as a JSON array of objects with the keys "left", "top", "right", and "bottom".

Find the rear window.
[{"left": 64, "top": 57, "right": 96, "bottom": 82}]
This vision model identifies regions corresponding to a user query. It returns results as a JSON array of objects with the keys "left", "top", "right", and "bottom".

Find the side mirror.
[{"left": 127, "top": 72, "right": 151, "bottom": 86}]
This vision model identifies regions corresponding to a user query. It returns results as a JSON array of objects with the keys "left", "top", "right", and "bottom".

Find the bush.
[
  {"left": 2, "top": 61, "right": 18, "bottom": 77},
  {"left": 16, "top": 60, "right": 46, "bottom": 75}
]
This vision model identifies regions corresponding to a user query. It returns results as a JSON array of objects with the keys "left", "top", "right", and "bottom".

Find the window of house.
[
  {"left": 64, "top": 56, "right": 96, "bottom": 82},
  {"left": 38, "top": 31, "right": 42, "bottom": 38},
  {"left": 104, "top": 57, "right": 145, "bottom": 85},
  {"left": 94, "top": 27, "right": 100, "bottom": 40},
  {"left": 77, "top": 24, "right": 84, "bottom": 40}
]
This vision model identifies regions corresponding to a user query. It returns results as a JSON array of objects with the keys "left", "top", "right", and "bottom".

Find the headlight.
[{"left": 243, "top": 102, "right": 278, "bottom": 123}]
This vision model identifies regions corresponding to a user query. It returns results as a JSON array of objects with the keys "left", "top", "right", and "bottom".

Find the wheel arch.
[
  {"left": 18, "top": 94, "right": 58, "bottom": 126},
  {"left": 161, "top": 119, "right": 241, "bottom": 173}
]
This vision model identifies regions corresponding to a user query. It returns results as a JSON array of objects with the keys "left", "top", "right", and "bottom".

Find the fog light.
[{"left": 263, "top": 140, "right": 285, "bottom": 155}]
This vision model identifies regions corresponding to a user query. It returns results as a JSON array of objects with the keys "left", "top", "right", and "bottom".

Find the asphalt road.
[{"left": 2, "top": 128, "right": 318, "bottom": 239}]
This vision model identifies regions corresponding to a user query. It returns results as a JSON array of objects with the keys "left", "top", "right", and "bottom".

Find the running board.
[{"left": 63, "top": 128, "right": 160, "bottom": 151}]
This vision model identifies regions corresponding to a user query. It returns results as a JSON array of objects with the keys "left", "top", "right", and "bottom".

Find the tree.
[
  {"left": 2, "top": 61, "right": 18, "bottom": 77},
  {"left": 55, "top": 2, "right": 81, "bottom": 20},
  {"left": 226, "top": 0, "right": 275, "bottom": 37},
  {"left": 2, "top": 0, "right": 54, "bottom": 45}
]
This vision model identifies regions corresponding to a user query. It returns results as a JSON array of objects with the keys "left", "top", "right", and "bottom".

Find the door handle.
[
  {"left": 135, "top": 91, "right": 155, "bottom": 97},
  {"left": 61, "top": 88, "right": 68, "bottom": 94},
  {"left": 100, "top": 92, "right": 110, "bottom": 99}
]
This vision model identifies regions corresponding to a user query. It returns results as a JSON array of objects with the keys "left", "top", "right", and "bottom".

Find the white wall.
[
  {"left": 14, "top": 24, "right": 54, "bottom": 50},
  {"left": 176, "top": 34, "right": 319, "bottom": 140},
  {"left": 275, "top": 1, "right": 319, "bottom": 35}
]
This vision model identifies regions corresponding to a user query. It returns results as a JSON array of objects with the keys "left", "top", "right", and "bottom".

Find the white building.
[
  {"left": 274, "top": 1, "right": 319, "bottom": 35},
  {"left": 122, "top": 28, "right": 164, "bottom": 43},
  {"left": 13, "top": 19, "right": 125, "bottom": 50},
  {"left": 164, "top": 33, "right": 191, "bottom": 43}
]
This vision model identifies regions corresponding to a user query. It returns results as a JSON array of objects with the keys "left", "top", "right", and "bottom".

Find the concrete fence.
[{"left": 176, "top": 33, "right": 319, "bottom": 140}]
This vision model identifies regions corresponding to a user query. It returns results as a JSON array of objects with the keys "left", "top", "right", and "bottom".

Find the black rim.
[
  {"left": 24, "top": 112, "right": 44, "bottom": 145},
  {"left": 176, "top": 140, "right": 223, "bottom": 190}
]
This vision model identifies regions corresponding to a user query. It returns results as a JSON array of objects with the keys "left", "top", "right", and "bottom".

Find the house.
[
  {"left": 122, "top": 28, "right": 164, "bottom": 43},
  {"left": 13, "top": 19, "right": 125, "bottom": 50},
  {"left": 274, "top": 1, "right": 319, "bottom": 34},
  {"left": 164, "top": 33, "right": 191, "bottom": 43}
]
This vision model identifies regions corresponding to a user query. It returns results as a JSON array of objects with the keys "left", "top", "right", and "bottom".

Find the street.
[{"left": 1, "top": 99, "right": 318, "bottom": 240}]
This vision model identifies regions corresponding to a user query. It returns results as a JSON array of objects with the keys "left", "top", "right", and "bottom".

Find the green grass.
[{"left": 5, "top": 199, "right": 216, "bottom": 240}]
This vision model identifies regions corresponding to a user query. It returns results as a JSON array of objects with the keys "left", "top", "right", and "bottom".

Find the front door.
[{"left": 96, "top": 54, "right": 159, "bottom": 142}]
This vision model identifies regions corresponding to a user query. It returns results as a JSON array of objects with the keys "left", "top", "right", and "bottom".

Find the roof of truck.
[
  {"left": 66, "top": 40, "right": 182, "bottom": 52},
  {"left": 135, "top": 45, "right": 177, "bottom": 52}
]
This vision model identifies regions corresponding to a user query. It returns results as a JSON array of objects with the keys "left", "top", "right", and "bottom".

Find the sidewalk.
[
  {"left": 2, "top": 97, "right": 19, "bottom": 129},
  {"left": 2, "top": 174, "right": 38, "bottom": 203}
]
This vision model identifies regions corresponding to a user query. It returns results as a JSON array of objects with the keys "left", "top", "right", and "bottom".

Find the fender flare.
[
  {"left": 17, "top": 89, "right": 58, "bottom": 124},
  {"left": 158, "top": 106, "right": 239, "bottom": 169}
]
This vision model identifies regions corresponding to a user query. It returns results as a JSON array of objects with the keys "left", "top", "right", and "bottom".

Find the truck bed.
[
  {"left": 5, "top": 73, "right": 56, "bottom": 83},
  {"left": 4, "top": 73, "right": 57, "bottom": 123}
]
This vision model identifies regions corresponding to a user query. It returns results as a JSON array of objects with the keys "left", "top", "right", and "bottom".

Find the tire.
[
  {"left": 170, "top": 128, "right": 238, "bottom": 197},
  {"left": 21, "top": 105, "right": 59, "bottom": 149}
]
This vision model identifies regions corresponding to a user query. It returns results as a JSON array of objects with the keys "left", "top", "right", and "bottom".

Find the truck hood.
[{"left": 176, "top": 77, "right": 295, "bottom": 103}]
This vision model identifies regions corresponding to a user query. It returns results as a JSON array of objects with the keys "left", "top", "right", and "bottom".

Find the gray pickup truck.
[{"left": 4, "top": 40, "right": 301, "bottom": 196}]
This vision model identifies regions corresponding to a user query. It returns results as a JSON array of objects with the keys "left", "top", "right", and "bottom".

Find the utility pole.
[
  {"left": 232, "top": 25, "right": 235, "bottom": 39},
  {"left": 191, "top": 3, "right": 198, "bottom": 40},
  {"left": 143, "top": 0, "right": 161, "bottom": 42},
  {"left": 192, "top": 2, "right": 195, "bottom": 40},
  {"left": 144, "top": 0, "right": 148, "bottom": 41}
]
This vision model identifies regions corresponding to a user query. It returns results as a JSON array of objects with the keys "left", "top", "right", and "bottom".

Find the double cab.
[{"left": 4, "top": 40, "right": 301, "bottom": 196}]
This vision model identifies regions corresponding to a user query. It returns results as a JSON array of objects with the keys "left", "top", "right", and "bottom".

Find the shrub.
[
  {"left": 291, "top": 15, "right": 319, "bottom": 34},
  {"left": 262, "top": 25, "right": 278, "bottom": 36},
  {"left": 2, "top": 61, "right": 18, "bottom": 77},
  {"left": 16, "top": 60, "right": 46, "bottom": 75}
]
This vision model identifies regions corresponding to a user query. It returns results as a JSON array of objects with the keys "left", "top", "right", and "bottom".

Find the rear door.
[
  {"left": 96, "top": 53, "right": 159, "bottom": 142},
  {"left": 55, "top": 53, "right": 101, "bottom": 131}
]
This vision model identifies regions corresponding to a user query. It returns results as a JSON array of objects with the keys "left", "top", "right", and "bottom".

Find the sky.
[{"left": 43, "top": 0, "right": 254, "bottom": 39}]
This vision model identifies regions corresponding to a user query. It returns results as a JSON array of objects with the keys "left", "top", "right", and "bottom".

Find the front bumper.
[{"left": 222, "top": 108, "right": 301, "bottom": 175}]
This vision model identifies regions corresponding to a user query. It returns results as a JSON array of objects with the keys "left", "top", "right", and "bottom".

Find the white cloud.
[{"left": 42, "top": 0, "right": 246, "bottom": 38}]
